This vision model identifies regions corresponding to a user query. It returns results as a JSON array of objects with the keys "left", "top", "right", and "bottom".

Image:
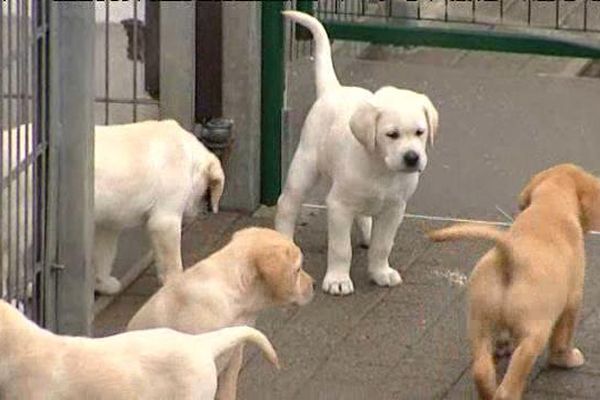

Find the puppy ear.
[
  {"left": 518, "top": 168, "right": 554, "bottom": 211},
  {"left": 420, "top": 95, "right": 439, "bottom": 147},
  {"left": 518, "top": 181, "right": 535, "bottom": 211},
  {"left": 574, "top": 170, "right": 600, "bottom": 232},
  {"left": 206, "top": 154, "right": 225, "bottom": 213},
  {"left": 349, "top": 100, "right": 380, "bottom": 152},
  {"left": 254, "top": 244, "right": 296, "bottom": 301}
]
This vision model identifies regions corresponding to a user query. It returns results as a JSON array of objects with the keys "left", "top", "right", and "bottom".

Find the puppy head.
[
  {"left": 234, "top": 228, "right": 314, "bottom": 306},
  {"left": 519, "top": 164, "right": 600, "bottom": 231},
  {"left": 349, "top": 87, "right": 438, "bottom": 173}
]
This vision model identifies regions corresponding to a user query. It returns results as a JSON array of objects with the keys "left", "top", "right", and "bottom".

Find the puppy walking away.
[{"left": 429, "top": 164, "right": 600, "bottom": 400}]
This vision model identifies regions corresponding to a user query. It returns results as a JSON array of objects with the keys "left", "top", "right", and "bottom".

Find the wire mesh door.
[
  {"left": 313, "top": 0, "right": 600, "bottom": 32},
  {"left": 1, "top": 0, "right": 52, "bottom": 325}
]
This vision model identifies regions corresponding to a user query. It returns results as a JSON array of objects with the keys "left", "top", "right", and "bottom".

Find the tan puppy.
[
  {"left": 0, "top": 300, "right": 278, "bottom": 400},
  {"left": 428, "top": 164, "right": 600, "bottom": 400},
  {"left": 127, "top": 227, "right": 315, "bottom": 400}
]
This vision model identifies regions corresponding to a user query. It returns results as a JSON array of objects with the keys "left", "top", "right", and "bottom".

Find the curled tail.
[
  {"left": 282, "top": 11, "right": 341, "bottom": 97},
  {"left": 202, "top": 326, "right": 279, "bottom": 369},
  {"left": 427, "top": 223, "right": 512, "bottom": 261}
]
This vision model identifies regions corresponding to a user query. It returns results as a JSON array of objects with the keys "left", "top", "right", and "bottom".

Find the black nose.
[
  {"left": 312, "top": 282, "right": 316, "bottom": 290},
  {"left": 403, "top": 151, "right": 420, "bottom": 167}
]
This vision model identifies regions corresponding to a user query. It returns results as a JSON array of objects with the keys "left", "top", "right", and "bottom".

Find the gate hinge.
[{"left": 50, "top": 263, "right": 65, "bottom": 271}]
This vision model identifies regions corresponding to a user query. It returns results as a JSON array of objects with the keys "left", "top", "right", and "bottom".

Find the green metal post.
[
  {"left": 295, "top": 0, "right": 314, "bottom": 41},
  {"left": 296, "top": 0, "right": 314, "bottom": 15},
  {"left": 260, "top": 1, "right": 284, "bottom": 205}
]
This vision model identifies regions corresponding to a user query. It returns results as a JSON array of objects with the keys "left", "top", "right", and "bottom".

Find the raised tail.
[
  {"left": 282, "top": 11, "right": 341, "bottom": 97},
  {"left": 202, "top": 326, "right": 279, "bottom": 369},
  {"left": 427, "top": 223, "right": 512, "bottom": 261}
]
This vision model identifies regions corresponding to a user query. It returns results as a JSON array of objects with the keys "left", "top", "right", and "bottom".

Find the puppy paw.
[
  {"left": 549, "top": 348, "right": 585, "bottom": 369},
  {"left": 322, "top": 273, "right": 354, "bottom": 296},
  {"left": 95, "top": 276, "right": 122, "bottom": 295},
  {"left": 369, "top": 267, "right": 402, "bottom": 287}
]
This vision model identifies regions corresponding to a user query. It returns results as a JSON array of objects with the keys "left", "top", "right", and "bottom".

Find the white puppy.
[
  {"left": 276, "top": 12, "right": 439, "bottom": 296},
  {"left": 0, "top": 299, "right": 278, "bottom": 400},
  {"left": 94, "top": 119, "right": 225, "bottom": 295},
  {"left": 127, "top": 227, "right": 315, "bottom": 400}
]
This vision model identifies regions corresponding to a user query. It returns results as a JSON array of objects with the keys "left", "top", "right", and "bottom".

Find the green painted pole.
[
  {"left": 295, "top": 0, "right": 314, "bottom": 41},
  {"left": 260, "top": 1, "right": 285, "bottom": 205},
  {"left": 321, "top": 20, "right": 600, "bottom": 59}
]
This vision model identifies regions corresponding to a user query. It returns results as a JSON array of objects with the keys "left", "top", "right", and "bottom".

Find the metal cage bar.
[{"left": 1, "top": 0, "right": 52, "bottom": 325}]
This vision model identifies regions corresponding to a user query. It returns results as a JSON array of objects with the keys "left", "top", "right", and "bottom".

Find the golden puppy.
[
  {"left": 0, "top": 300, "right": 278, "bottom": 400},
  {"left": 128, "top": 227, "right": 315, "bottom": 400},
  {"left": 428, "top": 164, "right": 600, "bottom": 400}
]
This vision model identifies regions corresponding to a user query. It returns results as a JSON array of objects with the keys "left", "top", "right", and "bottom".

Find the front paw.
[
  {"left": 549, "top": 348, "right": 585, "bottom": 368},
  {"left": 322, "top": 273, "right": 354, "bottom": 296},
  {"left": 369, "top": 267, "right": 402, "bottom": 287},
  {"left": 95, "top": 276, "right": 122, "bottom": 295}
]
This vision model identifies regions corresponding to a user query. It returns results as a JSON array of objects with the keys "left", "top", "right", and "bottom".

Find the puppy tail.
[
  {"left": 205, "top": 153, "right": 225, "bottom": 213},
  {"left": 282, "top": 10, "right": 340, "bottom": 97},
  {"left": 427, "top": 223, "right": 512, "bottom": 260},
  {"left": 203, "top": 326, "right": 280, "bottom": 369}
]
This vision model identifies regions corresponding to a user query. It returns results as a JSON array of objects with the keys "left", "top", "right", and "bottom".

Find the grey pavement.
[
  {"left": 94, "top": 48, "right": 600, "bottom": 399},
  {"left": 94, "top": 207, "right": 600, "bottom": 399}
]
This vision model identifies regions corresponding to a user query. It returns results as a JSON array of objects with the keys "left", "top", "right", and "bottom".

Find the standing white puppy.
[
  {"left": 276, "top": 12, "right": 439, "bottom": 296},
  {"left": 95, "top": 119, "right": 225, "bottom": 295}
]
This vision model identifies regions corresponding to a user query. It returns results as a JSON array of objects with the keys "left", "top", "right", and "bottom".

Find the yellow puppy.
[
  {"left": 428, "top": 164, "right": 600, "bottom": 400},
  {"left": 128, "top": 227, "right": 315, "bottom": 400},
  {"left": 0, "top": 300, "right": 278, "bottom": 400}
]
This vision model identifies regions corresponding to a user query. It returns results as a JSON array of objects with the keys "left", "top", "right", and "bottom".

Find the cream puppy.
[
  {"left": 0, "top": 300, "right": 278, "bottom": 400},
  {"left": 128, "top": 227, "right": 315, "bottom": 400},
  {"left": 275, "top": 11, "right": 439, "bottom": 295},
  {"left": 94, "top": 119, "right": 225, "bottom": 295}
]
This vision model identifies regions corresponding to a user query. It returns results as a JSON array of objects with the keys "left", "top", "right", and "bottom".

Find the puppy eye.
[
  {"left": 415, "top": 129, "right": 425, "bottom": 137},
  {"left": 386, "top": 130, "right": 400, "bottom": 139}
]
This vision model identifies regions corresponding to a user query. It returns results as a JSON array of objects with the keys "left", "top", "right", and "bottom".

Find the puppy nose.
[
  {"left": 403, "top": 151, "right": 419, "bottom": 167},
  {"left": 312, "top": 281, "right": 316, "bottom": 290}
]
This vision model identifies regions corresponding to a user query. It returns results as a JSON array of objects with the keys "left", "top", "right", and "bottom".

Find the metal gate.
[
  {"left": 260, "top": 0, "right": 600, "bottom": 205},
  {"left": 1, "top": 0, "right": 52, "bottom": 325}
]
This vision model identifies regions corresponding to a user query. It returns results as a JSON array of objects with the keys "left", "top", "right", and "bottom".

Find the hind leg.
[
  {"left": 275, "top": 148, "right": 319, "bottom": 239},
  {"left": 494, "top": 326, "right": 551, "bottom": 400},
  {"left": 93, "top": 226, "right": 122, "bottom": 295},
  {"left": 470, "top": 321, "right": 497, "bottom": 400},
  {"left": 548, "top": 300, "right": 585, "bottom": 368},
  {"left": 147, "top": 212, "right": 184, "bottom": 284},
  {"left": 367, "top": 203, "right": 404, "bottom": 287}
]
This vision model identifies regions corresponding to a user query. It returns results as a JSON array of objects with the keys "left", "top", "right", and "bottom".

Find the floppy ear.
[
  {"left": 575, "top": 172, "right": 600, "bottom": 232},
  {"left": 420, "top": 95, "right": 439, "bottom": 146},
  {"left": 349, "top": 100, "right": 380, "bottom": 152},
  {"left": 205, "top": 154, "right": 225, "bottom": 213},
  {"left": 518, "top": 168, "right": 554, "bottom": 211},
  {"left": 253, "top": 244, "right": 296, "bottom": 301},
  {"left": 518, "top": 180, "right": 535, "bottom": 211}
]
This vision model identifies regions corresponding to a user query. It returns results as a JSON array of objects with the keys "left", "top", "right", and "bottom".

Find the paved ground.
[
  {"left": 92, "top": 19, "right": 600, "bottom": 399},
  {"left": 94, "top": 207, "right": 600, "bottom": 399}
]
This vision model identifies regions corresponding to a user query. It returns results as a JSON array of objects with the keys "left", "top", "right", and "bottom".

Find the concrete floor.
[
  {"left": 94, "top": 45, "right": 600, "bottom": 398},
  {"left": 94, "top": 208, "right": 600, "bottom": 399}
]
